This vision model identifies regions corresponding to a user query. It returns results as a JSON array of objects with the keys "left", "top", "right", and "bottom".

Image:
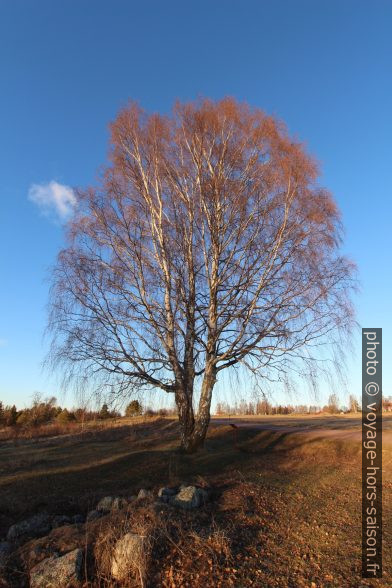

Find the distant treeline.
[
  {"left": 215, "top": 401, "right": 322, "bottom": 415},
  {"left": 1, "top": 394, "right": 390, "bottom": 432},
  {"left": 215, "top": 394, "right": 365, "bottom": 416}
]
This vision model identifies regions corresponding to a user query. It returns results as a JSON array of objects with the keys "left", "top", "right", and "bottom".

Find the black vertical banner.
[{"left": 362, "top": 328, "right": 382, "bottom": 578}]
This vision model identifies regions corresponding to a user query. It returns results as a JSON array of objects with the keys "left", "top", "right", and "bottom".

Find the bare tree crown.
[{"left": 48, "top": 97, "right": 355, "bottom": 450}]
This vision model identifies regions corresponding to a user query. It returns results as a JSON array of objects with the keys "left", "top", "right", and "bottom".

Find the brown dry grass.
[
  {"left": 0, "top": 416, "right": 391, "bottom": 587},
  {"left": 0, "top": 415, "right": 157, "bottom": 443}
]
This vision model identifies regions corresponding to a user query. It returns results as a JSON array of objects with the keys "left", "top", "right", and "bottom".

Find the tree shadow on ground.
[{"left": 0, "top": 421, "right": 360, "bottom": 523}]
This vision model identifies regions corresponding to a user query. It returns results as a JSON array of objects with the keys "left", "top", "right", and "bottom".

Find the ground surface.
[
  {"left": 0, "top": 415, "right": 391, "bottom": 587},
  {"left": 212, "top": 413, "right": 392, "bottom": 440}
]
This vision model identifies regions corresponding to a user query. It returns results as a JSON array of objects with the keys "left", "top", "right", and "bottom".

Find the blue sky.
[{"left": 0, "top": 1, "right": 391, "bottom": 410}]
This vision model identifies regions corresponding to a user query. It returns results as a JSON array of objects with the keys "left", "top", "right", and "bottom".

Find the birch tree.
[{"left": 48, "top": 98, "right": 355, "bottom": 452}]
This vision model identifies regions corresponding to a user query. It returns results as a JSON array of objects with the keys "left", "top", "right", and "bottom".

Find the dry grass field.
[{"left": 0, "top": 415, "right": 391, "bottom": 587}]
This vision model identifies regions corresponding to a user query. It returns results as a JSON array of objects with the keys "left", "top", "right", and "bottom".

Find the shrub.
[
  {"left": 99, "top": 404, "right": 111, "bottom": 419},
  {"left": 56, "top": 408, "right": 76, "bottom": 424},
  {"left": 125, "top": 400, "right": 143, "bottom": 417}
]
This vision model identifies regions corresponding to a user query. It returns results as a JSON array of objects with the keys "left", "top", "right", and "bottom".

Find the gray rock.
[
  {"left": 96, "top": 496, "right": 114, "bottom": 511},
  {"left": 30, "top": 548, "right": 83, "bottom": 587},
  {"left": 112, "top": 497, "right": 129, "bottom": 510},
  {"left": 71, "top": 514, "right": 85, "bottom": 524},
  {"left": 97, "top": 496, "right": 128, "bottom": 512},
  {"left": 157, "top": 487, "right": 177, "bottom": 504},
  {"left": 51, "top": 515, "right": 71, "bottom": 528},
  {"left": 137, "top": 489, "right": 153, "bottom": 500},
  {"left": 86, "top": 510, "right": 104, "bottom": 522},
  {"left": 158, "top": 494, "right": 169, "bottom": 503},
  {"left": 111, "top": 533, "right": 145, "bottom": 581},
  {"left": 158, "top": 487, "right": 177, "bottom": 498},
  {"left": 7, "top": 513, "right": 51, "bottom": 543},
  {"left": 170, "top": 486, "right": 208, "bottom": 510},
  {"left": 0, "top": 541, "right": 13, "bottom": 570}
]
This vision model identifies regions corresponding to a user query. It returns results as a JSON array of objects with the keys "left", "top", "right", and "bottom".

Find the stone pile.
[{"left": 0, "top": 483, "right": 211, "bottom": 586}]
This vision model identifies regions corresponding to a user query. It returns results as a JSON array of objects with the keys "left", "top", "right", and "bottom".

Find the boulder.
[
  {"left": 30, "top": 548, "right": 83, "bottom": 587},
  {"left": 96, "top": 496, "right": 114, "bottom": 511},
  {"left": 7, "top": 513, "right": 51, "bottom": 543},
  {"left": 97, "top": 496, "right": 128, "bottom": 512},
  {"left": 170, "top": 486, "right": 208, "bottom": 510},
  {"left": 111, "top": 497, "right": 129, "bottom": 510},
  {"left": 111, "top": 532, "right": 145, "bottom": 582},
  {"left": 18, "top": 525, "right": 86, "bottom": 572},
  {"left": 51, "top": 515, "right": 72, "bottom": 529},
  {"left": 86, "top": 510, "right": 103, "bottom": 522},
  {"left": 137, "top": 489, "right": 153, "bottom": 500},
  {"left": 157, "top": 487, "right": 178, "bottom": 503},
  {"left": 158, "top": 487, "right": 177, "bottom": 498},
  {"left": 71, "top": 514, "right": 85, "bottom": 525}
]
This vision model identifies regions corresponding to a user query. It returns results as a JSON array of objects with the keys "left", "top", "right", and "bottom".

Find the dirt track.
[{"left": 211, "top": 414, "right": 392, "bottom": 442}]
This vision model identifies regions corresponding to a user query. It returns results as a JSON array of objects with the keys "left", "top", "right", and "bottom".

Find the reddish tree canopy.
[{"left": 48, "top": 97, "right": 355, "bottom": 451}]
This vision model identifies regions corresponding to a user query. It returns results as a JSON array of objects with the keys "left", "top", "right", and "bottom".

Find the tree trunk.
[
  {"left": 176, "top": 365, "right": 216, "bottom": 453},
  {"left": 175, "top": 387, "right": 195, "bottom": 452}
]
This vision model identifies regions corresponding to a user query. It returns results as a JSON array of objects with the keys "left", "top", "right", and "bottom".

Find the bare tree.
[
  {"left": 327, "top": 393, "right": 340, "bottom": 414},
  {"left": 348, "top": 394, "right": 359, "bottom": 413},
  {"left": 48, "top": 98, "right": 355, "bottom": 452}
]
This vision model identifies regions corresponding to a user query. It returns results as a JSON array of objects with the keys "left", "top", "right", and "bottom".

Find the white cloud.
[{"left": 28, "top": 180, "right": 77, "bottom": 221}]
